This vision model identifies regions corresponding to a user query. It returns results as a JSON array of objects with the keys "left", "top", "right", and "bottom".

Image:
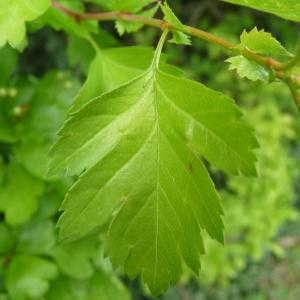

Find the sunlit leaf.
[
  {"left": 49, "top": 40, "right": 256, "bottom": 294},
  {"left": 239, "top": 27, "right": 291, "bottom": 58},
  {"left": 0, "top": 0, "right": 50, "bottom": 49},
  {"left": 161, "top": 2, "right": 191, "bottom": 45},
  {"left": 116, "top": 4, "right": 159, "bottom": 35},
  {"left": 227, "top": 55, "right": 269, "bottom": 81}
]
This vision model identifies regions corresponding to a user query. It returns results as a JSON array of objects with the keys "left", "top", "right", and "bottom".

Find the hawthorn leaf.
[
  {"left": 0, "top": 0, "right": 50, "bottom": 50},
  {"left": 226, "top": 28, "right": 290, "bottom": 82},
  {"left": 239, "top": 27, "right": 292, "bottom": 58},
  {"left": 169, "top": 31, "right": 192, "bottom": 46},
  {"left": 223, "top": 0, "right": 300, "bottom": 22},
  {"left": 227, "top": 55, "right": 269, "bottom": 82},
  {"left": 161, "top": 2, "right": 191, "bottom": 45},
  {"left": 161, "top": 2, "right": 184, "bottom": 30},
  {"left": 49, "top": 34, "right": 256, "bottom": 293},
  {"left": 0, "top": 163, "right": 44, "bottom": 225},
  {"left": 6, "top": 255, "right": 58, "bottom": 300},
  {"left": 116, "top": 4, "right": 159, "bottom": 35},
  {"left": 69, "top": 46, "right": 183, "bottom": 113}
]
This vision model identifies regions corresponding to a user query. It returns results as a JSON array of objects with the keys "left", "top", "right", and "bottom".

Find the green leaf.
[
  {"left": 223, "top": 0, "right": 300, "bottom": 22},
  {"left": 239, "top": 27, "right": 291, "bottom": 58},
  {"left": 69, "top": 46, "right": 183, "bottom": 113},
  {"left": 169, "top": 31, "right": 192, "bottom": 46},
  {"left": 227, "top": 55, "right": 270, "bottom": 82},
  {"left": 116, "top": 4, "right": 159, "bottom": 35},
  {"left": 0, "top": 163, "right": 44, "bottom": 225},
  {"left": 6, "top": 255, "right": 58, "bottom": 300},
  {"left": 0, "top": 0, "right": 50, "bottom": 49},
  {"left": 226, "top": 28, "right": 289, "bottom": 82},
  {"left": 86, "top": 0, "right": 155, "bottom": 13},
  {"left": 161, "top": 2, "right": 191, "bottom": 45},
  {"left": 51, "top": 236, "right": 98, "bottom": 280},
  {"left": 161, "top": 2, "right": 184, "bottom": 30},
  {"left": 49, "top": 37, "right": 256, "bottom": 294}
]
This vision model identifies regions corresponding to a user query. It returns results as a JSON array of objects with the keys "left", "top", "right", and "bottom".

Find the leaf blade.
[
  {"left": 50, "top": 55, "right": 257, "bottom": 293},
  {"left": 0, "top": 0, "right": 50, "bottom": 49}
]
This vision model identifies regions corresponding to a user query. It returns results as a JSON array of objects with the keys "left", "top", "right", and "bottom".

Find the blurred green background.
[{"left": 0, "top": 0, "right": 300, "bottom": 299}]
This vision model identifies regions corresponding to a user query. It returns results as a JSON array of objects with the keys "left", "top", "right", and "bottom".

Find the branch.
[{"left": 51, "top": 1, "right": 293, "bottom": 82}]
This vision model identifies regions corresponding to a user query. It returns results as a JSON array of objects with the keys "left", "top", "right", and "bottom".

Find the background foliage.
[{"left": 0, "top": 0, "right": 299, "bottom": 299}]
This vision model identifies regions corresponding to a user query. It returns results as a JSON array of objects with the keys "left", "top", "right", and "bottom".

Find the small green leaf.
[
  {"left": 161, "top": 2, "right": 184, "bottom": 30},
  {"left": 239, "top": 27, "right": 291, "bottom": 58},
  {"left": 0, "top": 163, "right": 44, "bottom": 225},
  {"left": 49, "top": 39, "right": 256, "bottom": 293},
  {"left": 223, "top": 0, "right": 300, "bottom": 22},
  {"left": 0, "top": 0, "right": 50, "bottom": 49},
  {"left": 227, "top": 55, "right": 270, "bottom": 82},
  {"left": 226, "top": 28, "right": 289, "bottom": 82},
  {"left": 6, "top": 255, "right": 58, "bottom": 300},
  {"left": 169, "top": 31, "right": 192, "bottom": 46},
  {"left": 161, "top": 2, "right": 191, "bottom": 45},
  {"left": 116, "top": 4, "right": 159, "bottom": 35}
]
